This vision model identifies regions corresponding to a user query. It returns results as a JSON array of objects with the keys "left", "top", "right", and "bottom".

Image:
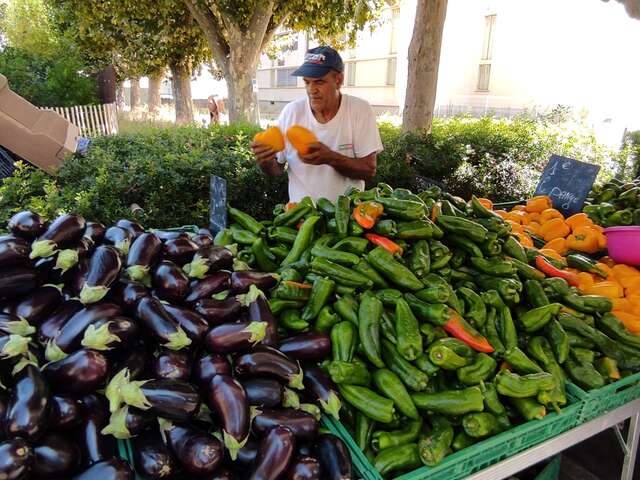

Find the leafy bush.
[
  {"left": 630, "top": 130, "right": 640, "bottom": 178},
  {"left": 0, "top": 117, "right": 624, "bottom": 228}
]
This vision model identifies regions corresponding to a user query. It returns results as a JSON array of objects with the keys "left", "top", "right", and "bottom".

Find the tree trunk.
[
  {"left": 170, "top": 63, "right": 194, "bottom": 125},
  {"left": 402, "top": 0, "right": 448, "bottom": 133},
  {"left": 225, "top": 58, "right": 259, "bottom": 124},
  {"left": 147, "top": 72, "right": 163, "bottom": 119},
  {"left": 130, "top": 77, "right": 141, "bottom": 111},
  {"left": 96, "top": 65, "right": 116, "bottom": 104}
]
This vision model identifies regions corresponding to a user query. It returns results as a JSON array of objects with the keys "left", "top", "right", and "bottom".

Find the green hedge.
[{"left": 0, "top": 117, "right": 622, "bottom": 228}]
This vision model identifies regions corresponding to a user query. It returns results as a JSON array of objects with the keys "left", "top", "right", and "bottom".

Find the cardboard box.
[{"left": 0, "top": 73, "right": 80, "bottom": 174}]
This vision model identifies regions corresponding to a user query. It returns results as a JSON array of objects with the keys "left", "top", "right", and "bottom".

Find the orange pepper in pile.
[
  {"left": 478, "top": 198, "right": 493, "bottom": 209},
  {"left": 525, "top": 195, "right": 552, "bottom": 213},
  {"left": 566, "top": 225, "right": 600, "bottom": 254},
  {"left": 585, "top": 281, "right": 624, "bottom": 299},
  {"left": 565, "top": 212, "right": 593, "bottom": 231},
  {"left": 613, "top": 311, "right": 640, "bottom": 335},
  {"left": 353, "top": 201, "right": 384, "bottom": 229},
  {"left": 577, "top": 272, "right": 595, "bottom": 292},
  {"left": 539, "top": 208, "right": 564, "bottom": 223},
  {"left": 539, "top": 218, "right": 571, "bottom": 242},
  {"left": 543, "top": 238, "right": 568, "bottom": 255}
]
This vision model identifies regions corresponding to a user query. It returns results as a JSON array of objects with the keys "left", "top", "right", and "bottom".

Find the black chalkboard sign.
[
  {"left": 209, "top": 175, "right": 227, "bottom": 235},
  {"left": 534, "top": 155, "right": 600, "bottom": 216}
]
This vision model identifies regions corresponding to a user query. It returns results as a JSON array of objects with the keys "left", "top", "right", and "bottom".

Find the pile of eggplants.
[{"left": 0, "top": 211, "right": 352, "bottom": 480}]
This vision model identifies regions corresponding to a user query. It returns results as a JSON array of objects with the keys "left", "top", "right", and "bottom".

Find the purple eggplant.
[
  {"left": 206, "top": 374, "right": 249, "bottom": 459},
  {"left": 102, "top": 405, "right": 155, "bottom": 439},
  {"left": 183, "top": 245, "right": 234, "bottom": 279},
  {"left": 248, "top": 290, "right": 278, "bottom": 347},
  {"left": 210, "top": 467, "right": 235, "bottom": 480},
  {"left": 0, "top": 235, "right": 30, "bottom": 268},
  {"left": 77, "top": 394, "right": 116, "bottom": 467},
  {"left": 126, "top": 233, "right": 162, "bottom": 281},
  {"left": 37, "top": 299, "right": 83, "bottom": 345},
  {"left": 65, "top": 257, "right": 90, "bottom": 297},
  {"left": 43, "top": 349, "right": 108, "bottom": 394},
  {"left": 192, "top": 233, "right": 214, "bottom": 248},
  {"left": 33, "top": 432, "right": 80, "bottom": 478},
  {"left": 162, "top": 423, "right": 223, "bottom": 476},
  {"left": 110, "top": 280, "right": 149, "bottom": 312},
  {"left": 112, "top": 345, "right": 149, "bottom": 380},
  {"left": 30, "top": 213, "right": 86, "bottom": 259},
  {"left": 84, "top": 222, "right": 106, "bottom": 243},
  {"left": 235, "top": 346, "right": 303, "bottom": 390},
  {"left": 163, "top": 303, "right": 209, "bottom": 344},
  {"left": 45, "top": 302, "right": 121, "bottom": 361},
  {"left": 185, "top": 272, "right": 231, "bottom": 304},
  {"left": 72, "top": 458, "right": 134, "bottom": 480},
  {"left": 0, "top": 438, "right": 33, "bottom": 479},
  {"left": 8, "top": 210, "right": 46, "bottom": 238},
  {"left": 153, "top": 349, "right": 192, "bottom": 381},
  {"left": 242, "top": 378, "right": 283, "bottom": 408},
  {"left": 9, "top": 285, "right": 62, "bottom": 326},
  {"left": 54, "top": 236, "right": 94, "bottom": 273},
  {"left": 250, "top": 426, "right": 295, "bottom": 480},
  {"left": 205, "top": 321, "right": 267, "bottom": 353},
  {"left": 104, "top": 226, "right": 133, "bottom": 254},
  {"left": 286, "top": 456, "right": 321, "bottom": 480},
  {"left": 236, "top": 438, "right": 259, "bottom": 467},
  {"left": 106, "top": 369, "right": 200, "bottom": 422},
  {"left": 163, "top": 237, "right": 199, "bottom": 266},
  {"left": 80, "top": 245, "right": 122, "bottom": 304},
  {"left": 81, "top": 316, "right": 138, "bottom": 351},
  {"left": 0, "top": 266, "right": 40, "bottom": 299},
  {"left": 135, "top": 297, "right": 191, "bottom": 350},
  {"left": 253, "top": 409, "right": 319, "bottom": 440},
  {"left": 34, "top": 255, "right": 60, "bottom": 283},
  {"left": 193, "top": 353, "right": 231, "bottom": 389},
  {"left": 278, "top": 333, "right": 331, "bottom": 362},
  {"left": 152, "top": 260, "right": 189, "bottom": 302},
  {"left": 48, "top": 394, "right": 83, "bottom": 430},
  {"left": 194, "top": 297, "right": 242, "bottom": 325},
  {"left": 302, "top": 367, "right": 341, "bottom": 420},
  {"left": 231, "top": 271, "right": 278, "bottom": 294},
  {"left": 132, "top": 429, "right": 180, "bottom": 479},
  {"left": 316, "top": 434, "right": 352, "bottom": 480},
  {"left": 5, "top": 364, "right": 49, "bottom": 440},
  {"left": 153, "top": 230, "right": 189, "bottom": 242},
  {"left": 116, "top": 219, "right": 144, "bottom": 239}
]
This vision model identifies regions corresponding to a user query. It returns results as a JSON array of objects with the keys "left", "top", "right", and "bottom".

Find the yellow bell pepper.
[
  {"left": 577, "top": 272, "right": 595, "bottom": 292},
  {"left": 540, "top": 218, "right": 571, "bottom": 242},
  {"left": 586, "top": 281, "right": 624, "bottom": 299},
  {"left": 565, "top": 212, "right": 593, "bottom": 231},
  {"left": 525, "top": 195, "right": 552, "bottom": 213},
  {"left": 566, "top": 227, "right": 600, "bottom": 254},
  {"left": 539, "top": 208, "right": 564, "bottom": 223},
  {"left": 543, "top": 237, "right": 568, "bottom": 255}
]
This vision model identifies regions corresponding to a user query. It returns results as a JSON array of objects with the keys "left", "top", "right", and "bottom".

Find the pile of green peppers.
[
  {"left": 584, "top": 178, "right": 640, "bottom": 226},
  {"left": 222, "top": 183, "right": 640, "bottom": 478}
]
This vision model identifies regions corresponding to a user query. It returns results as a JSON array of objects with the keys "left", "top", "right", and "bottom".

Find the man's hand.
[
  {"left": 251, "top": 141, "right": 283, "bottom": 176},
  {"left": 299, "top": 142, "right": 336, "bottom": 166}
]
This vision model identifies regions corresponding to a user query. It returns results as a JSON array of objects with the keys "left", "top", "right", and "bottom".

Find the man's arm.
[
  {"left": 251, "top": 142, "right": 285, "bottom": 176},
  {"left": 300, "top": 143, "right": 376, "bottom": 181}
]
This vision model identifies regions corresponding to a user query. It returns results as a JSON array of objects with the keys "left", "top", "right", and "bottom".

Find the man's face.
[{"left": 303, "top": 71, "right": 343, "bottom": 111}]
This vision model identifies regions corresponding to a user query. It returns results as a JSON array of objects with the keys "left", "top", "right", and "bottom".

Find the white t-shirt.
[{"left": 276, "top": 94, "right": 383, "bottom": 202}]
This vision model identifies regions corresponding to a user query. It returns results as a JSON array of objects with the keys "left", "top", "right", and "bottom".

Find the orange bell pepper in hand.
[
  {"left": 353, "top": 201, "right": 384, "bottom": 229},
  {"left": 254, "top": 126, "right": 285, "bottom": 152},
  {"left": 286, "top": 125, "right": 318, "bottom": 155}
]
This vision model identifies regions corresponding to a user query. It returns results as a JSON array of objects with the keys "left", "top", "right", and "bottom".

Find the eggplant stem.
[
  {"left": 126, "top": 265, "right": 149, "bottom": 282},
  {"left": 320, "top": 391, "right": 342, "bottom": 420},
  {"left": 223, "top": 430, "right": 249, "bottom": 461},
  {"left": 105, "top": 368, "right": 131, "bottom": 413},
  {"left": 163, "top": 327, "right": 192, "bottom": 351},
  {"left": 212, "top": 290, "right": 230, "bottom": 300},
  {"left": 300, "top": 403, "right": 322, "bottom": 420},
  {"left": 54, "top": 249, "right": 79, "bottom": 273},
  {"left": 238, "top": 284, "right": 264, "bottom": 307},
  {"left": 101, "top": 406, "right": 132, "bottom": 439},
  {"left": 116, "top": 239, "right": 131, "bottom": 255},
  {"left": 81, "top": 322, "right": 121, "bottom": 351},
  {"left": 244, "top": 321, "right": 267, "bottom": 344},
  {"left": 44, "top": 340, "right": 68, "bottom": 363},
  {"left": 0, "top": 335, "right": 30, "bottom": 358},
  {"left": 29, "top": 239, "right": 58, "bottom": 259},
  {"left": 120, "top": 379, "right": 152, "bottom": 410},
  {"left": 288, "top": 367, "right": 305, "bottom": 390},
  {"left": 3, "top": 318, "right": 35, "bottom": 337},
  {"left": 184, "top": 257, "right": 209, "bottom": 279},
  {"left": 12, "top": 351, "right": 38, "bottom": 375},
  {"left": 233, "top": 259, "right": 250, "bottom": 271},
  {"left": 79, "top": 284, "right": 111, "bottom": 305},
  {"left": 282, "top": 387, "right": 301, "bottom": 409}
]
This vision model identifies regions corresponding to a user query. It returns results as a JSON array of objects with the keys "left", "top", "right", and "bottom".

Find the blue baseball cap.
[{"left": 292, "top": 46, "right": 344, "bottom": 78}]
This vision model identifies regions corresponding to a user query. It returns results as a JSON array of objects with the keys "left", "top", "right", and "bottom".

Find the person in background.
[
  {"left": 251, "top": 46, "right": 383, "bottom": 202},
  {"left": 208, "top": 95, "right": 220, "bottom": 125}
]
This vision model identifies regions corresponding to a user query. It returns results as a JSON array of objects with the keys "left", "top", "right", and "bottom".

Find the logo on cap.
[{"left": 305, "top": 53, "right": 326, "bottom": 65}]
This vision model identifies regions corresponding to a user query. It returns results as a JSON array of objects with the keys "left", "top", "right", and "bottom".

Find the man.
[
  {"left": 208, "top": 95, "right": 219, "bottom": 125},
  {"left": 251, "top": 46, "right": 383, "bottom": 201}
]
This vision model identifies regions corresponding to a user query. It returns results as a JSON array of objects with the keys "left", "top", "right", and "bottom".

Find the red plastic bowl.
[{"left": 604, "top": 226, "right": 640, "bottom": 265}]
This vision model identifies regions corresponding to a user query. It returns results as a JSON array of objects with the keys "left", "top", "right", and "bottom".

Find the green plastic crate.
[
  {"left": 534, "top": 455, "right": 561, "bottom": 480},
  {"left": 326, "top": 400, "right": 581, "bottom": 480},
  {"left": 566, "top": 371, "right": 640, "bottom": 423},
  {"left": 322, "top": 416, "right": 380, "bottom": 480}
]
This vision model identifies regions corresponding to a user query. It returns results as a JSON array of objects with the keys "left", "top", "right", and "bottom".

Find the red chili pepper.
[
  {"left": 535, "top": 256, "right": 580, "bottom": 287},
  {"left": 285, "top": 202, "right": 298, "bottom": 212},
  {"left": 296, "top": 218, "right": 305, "bottom": 230},
  {"left": 443, "top": 309, "right": 494, "bottom": 353},
  {"left": 364, "top": 233, "right": 403, "bottom": 255}
]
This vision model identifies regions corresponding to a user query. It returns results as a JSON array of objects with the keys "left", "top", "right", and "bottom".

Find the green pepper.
[
  {"left": 394, "top": 298, "right": 423, "bottom": 361},
  {"left": 268, "top": 298, "right": 304, "bottom": 315},
  {"left": 274, "top": 202, "right": 311, "bottom": 227},
  {"left": 315, "top": 305, "right": 339, "bottom": 332},
  {"left": 381, "top": 340, "right": 429, "bottom": 391},
  {"left": 436, "top": 215, "right": 488, "bottom": 243},
  {"left": 333, "top": 194, "right": 350, "bottom": 238},
  {"left": 525, "top": 280, "right": 550, "bottom": 308},
  {"left": 565, "top": 253, "right": 608, "bottom": 278},
  {"left": 334, "top": 294, "right": 359, "bottom": 325},
  {"left": 571, "top": 347, "right": 596, "bottom": 365},
  {"left": 440, "top": 199, "right": 464, "bottom": 217},
  {"left": 373, "top": 443, "right": 422, "bottom": 476},
  {"left": 457, "top": 353, "right": 497, "bottom": 385},
  {"left": 228, "top": 206, "right": 264, "bottom": 235},
  {"left": 480, "top": 232, "right": 502, "bottom": 256},
  {"left": 500, "top": 238, "right": 526, "bottom": 267},
  {"left": 419, "top": 185, "right": 441, "bottom": 199},
  {"left": 543, "top": 277, "right": 571, "bottom": 297},
  {"left": 301, "top": 277, "right": 335, "bottom": 322},
  {"left": 478, "top": 276, "right": 521, "bottom": 305},
  {"left": 497, "top": 306, "right": 518, "bottom": 350},
  {"left": 408, "top": 240, "right": 431, "bottom": 279},
  {"left": 375, "top": 197, "right": 425, "bottom": 220},
  {"left": 418, "top": 416, "right": 454, "bottom": 467},
  {"left": 526, "top": 336, "right": 567, "bottom": 406},
  {"left": 510, "top": 397, "right": 546, "bottom": 421},
  {"left": 404, "top": 294, "right": 449, "bottom": 326},
  {"left": 372, "top": 419, "right": 422, "bottom": 452},
  {"left": 449, "top": 249, "right": 467, "bottom": 270},
  {"left": 349, "top": 219, "right": 365, "bottom": 236},
  {"left": 453, "top": 431, "right": 476, "bottom": 451},
  {"left": 462, "top": 412, "right": 503, "bottom": 438},
  {"left": 327, "top": 360, "right": 371, "bottom": 386},
  {"left": 381, "top": 310, "right": 398, "bottom": 345},
  {"left": 270, "top": 244, "right": 289, "bottom": 260},
  {"left": 279, "top": 268, "right": 302, "bottom": 283},
  {"left": 280, "top": 309, "right": 309, "bottom": 332},
  {"left": 415, "top": 353, "right": 440, "bottom": 377},
  {"left": 597, "top": 313, "right": 640, "bottom": 349},
  {"left": 495, "top": 370, "right": 556, "bottom": 398},
  {"left": 355, "top": 411, "right": 375, "bottom": 451},
  {"left": 475, "top": 217, "right": 510, "bottom": 238},
  {"left": 595, "top": 357, "right": 620, "bottom": 382},
  {"left": 562, "top": 294, "right": 613, "bottom": 314},
  {"left": 230, "top": 225, "right": 258, "bottom": 245},
  {"left": 412, "top": 387, "right": 484, "bottom": 415},
  {"left": 375, "top": 288, "right": 403, "bottom": 307},
  {"left": 332, "top": 236, "right": 369, "bottom": 255},
  {"left": 250, "top": 238, "right": 278, "bottom": 272},
  {"left": 468, "top": 195, "right": 498, "bottom": 219},
  {"left": 373, "top": 368, "right": 419, "bottom": 420},
  {"left": 568, "top": 332, "right": 595, "bottom": 349},
  {"left": 482, "top": 382, "right": 507, "bottom": 416},
  {"left": 470, "top": 257, "right": 515, "bottom": 277},
  {"left": 564, "top": 357, "right": 605, "bottom": 390},
  {"left": 483, "top": 307, "right": 505, "bottom": 355},
  {"left": 311, "top": 257, "right": 373, "bottom": 289},
  {"left": 517, "top": 303, "right": 562, "bottom": 333},
  {"left": 457, "top": 287, "right": 487, "bottom": 327},
  {"left": 544, "top": 319, "right": 569, "bottom": 364},
  {"left": 237, "top": 249, "right": 256, "bottom": 266},
  {"left": 367, "top": 246, "right": 424, "bottom": 291},
  {"left": 429, "top": 345, "right": 472, "bottom": 370},
  {"left": 416, "top": 274, "right": 451, "bottom": 303},
  {"left": 339, "top": 385, "right": 395, "bottom": 423},
  {"left": 314, "top": 233, "right": 337, "bottom": 247},
  {"left": 481, "top": 290, "right": 504, "bottom": 308},
  {"left": 272, "top": 281, "right": 312, "bottom": 301},
  {"left": 605, "top": 209, "right": 633, "bottom": 226},
  {"left": 374, "top": 219, "right": 398, "bottom": 237},
  {"left": 281, "top": 215, "right": 321, "bottom": 266},
  {"left": 358, "top": 293, "right": 385, "bottom": 368},
  {"left": 396, "top": 220, "right": 434, "bottom": 240},
  {"left": 504, "top": 347, "right": 543, "bottom": 374},
  {"left": 429, "top": 241, "right": 452, "bottom": 269},
  {"left": 316, "top": 197, "right": 336, "bottom": 217},
  {"left": 430, "top": 337, "right": 476, "bottom": 358},
  {"left": 508, "top": 258, "right": 544, "bottom": 282},
  {"left": 354, "top": 260, "right": 389, "bottom": 289},
  {"left": 392, "top": 188, "right": 425, "bottom": 204},
  {"left": 213, "top": 228, "right": 233, "bottom": 246},
  {"left": 310, "top": 244, "right": 360, "bottom": 266},
  {"left": 447, "top": 234, "right": 484, "bottom": 258},
  {"left": 446, "top": 287, "right": 465, "bottom": 315},
  {"left": 331, "top": 321, "right": 357, "bottom": 362}
]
